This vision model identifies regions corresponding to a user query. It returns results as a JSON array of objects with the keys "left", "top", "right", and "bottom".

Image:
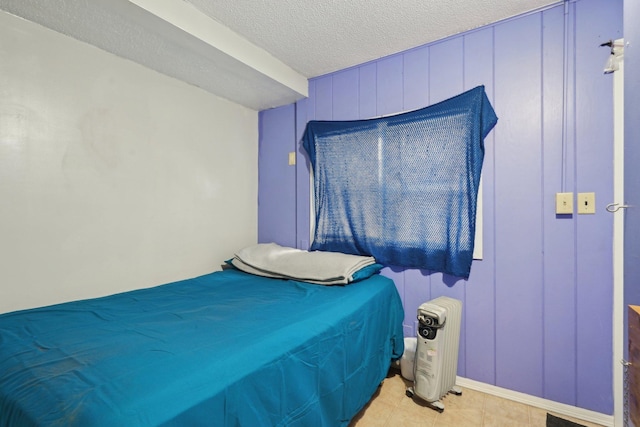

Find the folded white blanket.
[{"left": 231, "top": 243, "right": 376, "bottom": 285}]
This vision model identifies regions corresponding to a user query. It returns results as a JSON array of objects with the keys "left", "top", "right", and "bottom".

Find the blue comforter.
[{"left": 0, "top": 270, "right": 404, "bottom": 426}]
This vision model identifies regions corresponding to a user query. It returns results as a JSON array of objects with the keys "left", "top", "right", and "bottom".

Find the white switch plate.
[
  {"left": 288, "top": 152, "right": 296, "bottom": 166},
  {"left": 555, "top": 192, "right": 573, "bottom": 214},
  {"left": 578, "top": 192, "right": 596, "bottom": 214}
]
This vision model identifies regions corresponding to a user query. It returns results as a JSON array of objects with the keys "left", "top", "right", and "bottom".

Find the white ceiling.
[
  {"left": 187, "top": 0, "right": 559, "bottom": 78},
  {"left": 0, "top": 0, "right": 559, "bottom": 110}
]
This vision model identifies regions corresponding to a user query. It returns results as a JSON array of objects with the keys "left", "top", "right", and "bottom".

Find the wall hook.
[{"left": 606, "top": 203, "right": 630, "bottom": 213}]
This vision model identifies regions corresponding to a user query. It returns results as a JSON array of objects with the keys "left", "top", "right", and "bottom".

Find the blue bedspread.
[{"left": 0, "top": 270, "right": 404, "bottom": 426}]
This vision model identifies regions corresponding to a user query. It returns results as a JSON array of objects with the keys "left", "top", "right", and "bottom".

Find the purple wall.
[
  {"left": 624, "top": 0, "right": 640, "bottom": 354},
  {"left": 258, "top": 0, "right": 622, "bottom": 414},
  {"left": 258, "top": 104, "right": 297, "bottom": 247}
]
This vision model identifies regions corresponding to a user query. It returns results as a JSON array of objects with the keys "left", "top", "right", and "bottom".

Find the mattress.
[{"left": 0, "top": 269, "right": 404, "bottom": 426}]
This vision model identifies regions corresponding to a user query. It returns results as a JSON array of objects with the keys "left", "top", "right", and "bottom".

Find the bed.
[{"left": 0, "top": 266, "right": 404, "bottom": 426}]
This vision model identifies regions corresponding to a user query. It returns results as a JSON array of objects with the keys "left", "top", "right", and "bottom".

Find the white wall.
[{"left": 0, "top": 11, "right": 258, "bottom": 314}]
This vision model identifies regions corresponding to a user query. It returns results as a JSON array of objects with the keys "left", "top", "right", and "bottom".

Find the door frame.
[{"left": 613, "top": 38, "right": 624, "bottom": 427}]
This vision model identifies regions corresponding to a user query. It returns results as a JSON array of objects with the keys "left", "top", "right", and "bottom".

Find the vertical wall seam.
[
  {"left": 330, "top": 75, "right": 334, "bottom": 121},
  {"left": 426, "top": 46, "right": 431, "bottom": 106},
  {"left": 461, "top": 34, "right": 467, "bottom": 375},
  {"left": 401, "top": 53, "right": 406, "bottom": 111},
  {"left": 358, "top": 66, "right": 362, "bottom": 119},
  {"left": 461, "top": 35, "right": 468, "bottom": 376},
  {"left": 540, "top": 9, "right": 546, "bottom": 400},
  {"left": 309, "top": 82, "right": 317, "bottom": 248},
  {"left": 400, "top": 55, "right": 407, "bottom": 306},
  {"left": 426, "top": 46, "right": 432, "bottom": 296},
  {"left": 373, "top": 63, "right": 378, "bottom": 117},
  {"left": 313, "top": 79, "right": 317, "bottom": 121},
  {"left": 397, "top": 58, "right": 406, "bottom": 315},
  {"left": 491, "top": 25, "right": 498, "bottom": 387},
  {"left": 257, "top": 111, "right": 263, "bottom": 231},
  {"left": 571, "top": 0, "right": 579, "bottom": 407},
  {"left": 293, "top": 103, "right": 299, "bottom": 249},
  {"left": 561, "top": 1, "right": 570, "bottom": 192}
]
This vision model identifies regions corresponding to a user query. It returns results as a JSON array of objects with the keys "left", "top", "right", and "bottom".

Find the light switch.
[
  {"left": 578, "top": 192, "right": 596, "bottom": 214},
  {"left": 555, "top": 192, "right": 573, "bottom": 214},
  {"left": 288, "top": 152, "right": 296, "bottom": 166}
]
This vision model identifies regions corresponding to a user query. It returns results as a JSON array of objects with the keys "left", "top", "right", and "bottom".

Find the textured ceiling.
[
  {"left": 186, "top": 0, "right": 559, "bottom": 77},
  {"left": 0, "top": 0, "right": 559, "bottom": 110}
]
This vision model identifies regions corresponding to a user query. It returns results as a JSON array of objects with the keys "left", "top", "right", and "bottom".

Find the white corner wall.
[{"left": 0, "top": 11, "right": 258, "bottom": 314}]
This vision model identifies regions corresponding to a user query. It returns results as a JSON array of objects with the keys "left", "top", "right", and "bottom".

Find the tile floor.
[{"left": 349, "top": 370, "right": 605, "bottom": 427}]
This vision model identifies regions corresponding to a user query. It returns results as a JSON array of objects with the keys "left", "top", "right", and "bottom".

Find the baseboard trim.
[{"left": 455, "top": 376, "right": 614, "bottom": 427}]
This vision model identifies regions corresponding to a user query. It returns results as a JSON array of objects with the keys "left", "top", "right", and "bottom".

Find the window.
[{"left": 302, "top": 86, "right": 497, "bottom": 279}]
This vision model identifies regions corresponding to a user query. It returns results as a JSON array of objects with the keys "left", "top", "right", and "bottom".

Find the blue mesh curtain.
[{"left": 302, "top": 86, "right": 497, "bottom": 278}]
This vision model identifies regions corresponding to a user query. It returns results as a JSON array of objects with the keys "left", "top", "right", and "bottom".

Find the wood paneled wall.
[{"left": 258, "top": 0, "right": 622, "bottom": 414}]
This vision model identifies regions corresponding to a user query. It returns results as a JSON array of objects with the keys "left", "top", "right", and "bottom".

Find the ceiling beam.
[{"left": 128, "top": 0, "right": 308, "bottom": 99}]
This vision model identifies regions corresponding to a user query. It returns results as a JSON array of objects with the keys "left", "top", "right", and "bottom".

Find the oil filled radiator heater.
[{"left": 406, "top": 296, "right": 462, "bottom": 412}]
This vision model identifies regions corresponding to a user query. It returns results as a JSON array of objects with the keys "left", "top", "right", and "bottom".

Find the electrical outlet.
[
  {"left": 578, "top": 192, "right": 596, "bottom": 214},
  {"left": 555, "top": 192, "right": 573, "bottom": 214}
]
